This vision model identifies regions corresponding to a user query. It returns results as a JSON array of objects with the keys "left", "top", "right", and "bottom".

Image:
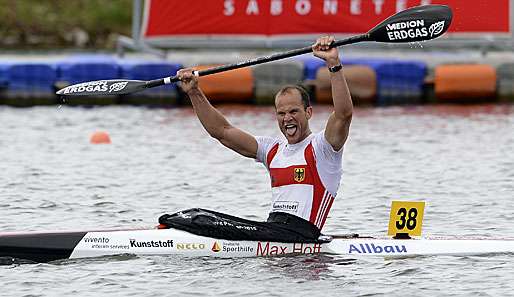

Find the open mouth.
[{"left": 284, "top": 124, "right": 297, "bottom": 137}]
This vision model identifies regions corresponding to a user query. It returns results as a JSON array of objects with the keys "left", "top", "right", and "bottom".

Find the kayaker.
[{"left": 160, "top": 36, "right": 353, "bottom": 243}]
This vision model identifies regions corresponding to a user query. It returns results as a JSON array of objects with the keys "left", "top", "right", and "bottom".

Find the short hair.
[{"left": 275, "top": 85, "right": 311, "bottom": 110}]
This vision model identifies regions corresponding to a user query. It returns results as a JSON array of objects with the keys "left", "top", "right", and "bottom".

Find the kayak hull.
[
  {"left": 0, "top": 231, "right": 87, "bottom": 263},
  {"left": 1, "top": 228, "right": 514, "bottom": 263}
]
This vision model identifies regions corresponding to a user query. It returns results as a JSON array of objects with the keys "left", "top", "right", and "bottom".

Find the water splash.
[{"left": 408, "top": 41, "right": 424, "bottom": 49}]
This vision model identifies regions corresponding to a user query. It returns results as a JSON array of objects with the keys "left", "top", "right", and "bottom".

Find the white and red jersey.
[{"left": 255, "top": 131, "right": 344, "bottom": 230}]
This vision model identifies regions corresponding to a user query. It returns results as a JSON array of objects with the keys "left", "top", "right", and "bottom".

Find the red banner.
[{"left": 142, "top": 0, "right": 510, "bottom": 39}]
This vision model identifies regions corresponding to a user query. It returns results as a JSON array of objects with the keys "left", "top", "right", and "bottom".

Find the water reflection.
[{"left": 262, "top": 254, "right": 357, "bottom": 281}]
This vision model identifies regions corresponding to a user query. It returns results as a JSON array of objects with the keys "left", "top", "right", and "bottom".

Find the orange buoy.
[{"left": 90, "top": 131, "right": 111, "bottom": 144}]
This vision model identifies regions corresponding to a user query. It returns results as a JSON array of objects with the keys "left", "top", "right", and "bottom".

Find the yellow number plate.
[{"left": 387, "top": 201, "right": 425, "bottom": 237}]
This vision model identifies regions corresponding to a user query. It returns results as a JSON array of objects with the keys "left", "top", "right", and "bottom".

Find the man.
[{"left": 159, "top": 36, "right": 353, "bottom": 243}]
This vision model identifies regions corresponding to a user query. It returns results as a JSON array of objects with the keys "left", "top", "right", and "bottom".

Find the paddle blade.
[
  {"left": 56, "top": 79, "right": 147, "bottom": 96},
  {"left": 367, "top": 5, "right": 452, "bottom": 43}
]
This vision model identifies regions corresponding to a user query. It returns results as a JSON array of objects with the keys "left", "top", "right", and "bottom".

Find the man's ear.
[{"left": 306, "top": 106, "right": 313, "bottom": 119}]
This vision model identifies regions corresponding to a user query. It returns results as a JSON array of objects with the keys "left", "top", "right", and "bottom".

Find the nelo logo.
[{"left": 176, "top": 243, "right": 206, "bottom": 250}]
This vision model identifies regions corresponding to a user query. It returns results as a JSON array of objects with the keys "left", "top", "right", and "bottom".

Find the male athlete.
[{"left": 159, "top": 36, "right": 353, "bottom": 243}]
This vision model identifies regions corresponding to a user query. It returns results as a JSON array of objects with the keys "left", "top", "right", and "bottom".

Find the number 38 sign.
[{"left": 387, "top": 201, "right": 425, "bottom": 237}]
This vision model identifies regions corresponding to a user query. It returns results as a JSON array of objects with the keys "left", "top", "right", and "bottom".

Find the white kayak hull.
[
  {"left": 2, "top": 228, "right": 514, "bottom": 263},
  {"left": 72, "top": 229, "right": 514, "bottom": 259}
]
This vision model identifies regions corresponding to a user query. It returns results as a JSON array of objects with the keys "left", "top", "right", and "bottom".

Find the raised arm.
[
  {"left": 177, "top": 68, "right": 258, "bottom": 158},
  {"left": 312, "top": 36, "right": 353, "bottom": 151}
]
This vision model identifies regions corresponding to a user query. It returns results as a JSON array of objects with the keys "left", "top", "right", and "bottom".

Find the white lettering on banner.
[
  {"left": 224, "top": 0, "right": 235, "bottom": 16},
  {"left": 396, "top": 0, "right": 407, "bottom": 13},
  {"left": 270, "top": 0, "right": 282, "bottom": 16},
  {"left": 295, "top": 0, "right": 311, "bottom": 15},
  {"left": 323, "top": 0, "right": 337, "bottom": 15},
  {"left": 373, "top": 0, "right": 385, "bottom": 14},
  {"left": 350, "top": 0, "right": 361, "bottom": 15},
  {"left": 222, "top": 0, "right": 433, "bottom": 17},
  {"left": 247, "top": 0, "right": 259, "bottom": 15}
]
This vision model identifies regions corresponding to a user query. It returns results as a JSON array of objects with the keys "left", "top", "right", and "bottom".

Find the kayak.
[{"left": 2, "top": 227, "right": 514, "bottom": 264}]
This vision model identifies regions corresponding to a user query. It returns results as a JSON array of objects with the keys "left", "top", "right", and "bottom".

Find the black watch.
[{"left": 328, "top": 64, "right": 343, "bottom": 73}]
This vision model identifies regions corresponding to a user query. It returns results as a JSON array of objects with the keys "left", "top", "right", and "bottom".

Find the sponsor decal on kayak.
[
  {"left": 221, "top": 242, "right": 254, "bottom": 253},
  {"left": 212, "top": 241, "right": 221, "bottom": 252},
  {"left": 129, "top": 239, "right": 174, "bottom": 248},
  {"left": 176, "top": 243, "right": 206, "bottom": 250},
  {"left": 91, "top": 244, "right": 130, "bottom": 250},
  {"left": 83, "top": 236, "right": 130, "bottom": 250},
  {"left": 256, "top": 242, "right": 321, "bottom": 256},
  {"left": 348, "top": 243, "right": 407, "bottom": 254},
  {"left": 210, "top": 241, "right": 254, "bottom": 253},
  {"left": 84, "top": 237, "right": 110, "bottom": 244},
  {"left": 385, "top": 19, "right": 445, "bottom": 41}
]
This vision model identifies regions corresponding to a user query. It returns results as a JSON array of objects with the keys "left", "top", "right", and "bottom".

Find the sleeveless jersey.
[{"left": 256, "top": 131, "right": 344, "bottom": 230}]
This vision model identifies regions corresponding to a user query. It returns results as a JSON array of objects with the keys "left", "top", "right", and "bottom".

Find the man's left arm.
[{"left": 313, "top": 36, "right": 353, "bottom": 152}]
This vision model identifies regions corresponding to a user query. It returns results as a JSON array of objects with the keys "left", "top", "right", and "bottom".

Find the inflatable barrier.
[
  {"left": 119, "top": 61, "right": 182, "bottom": 105},
  {"left": 0, "top": 62, "right": 57, "bottom": 106},
  {"left": 314, "top": 65, "right": 376, "bottom": 105},
  {"left": 434, "top": 64, "right": 497, "bottom": 103},
  {"left": 193, "top": 65, "right": 254, "bottom": 103},
  {"left": 345, "top": 58, "right": 427, "bottom": 105},
  {"left": 296, "top": 56, "right": 326, "bottom": 80},
  {"left": 300, "top": 57, "right": 426, "bottom": 105},
  {"left": 496, "top": 63, "right": 514, "bottom": 102},
  {"left": 253, "top": 61, "right": 304, "bottom": 105}
]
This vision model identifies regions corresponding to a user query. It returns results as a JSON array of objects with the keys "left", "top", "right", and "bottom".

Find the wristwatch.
[{"left": 328, "top": 64, "right": 343, "bottom": 73}]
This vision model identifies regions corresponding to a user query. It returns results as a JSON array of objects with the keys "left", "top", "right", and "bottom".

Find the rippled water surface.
[{"left": 1, "top": 104, "right": 513, "bottom": 296}]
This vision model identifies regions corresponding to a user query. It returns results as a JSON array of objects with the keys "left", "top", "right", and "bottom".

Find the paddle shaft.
[{"left": 145, "top": 34, "right": 370, "bottom": 89}]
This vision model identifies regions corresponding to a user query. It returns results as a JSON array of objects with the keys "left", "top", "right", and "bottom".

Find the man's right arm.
[{"left": 178, "top": 69, "right": 258, "bottom": 159}]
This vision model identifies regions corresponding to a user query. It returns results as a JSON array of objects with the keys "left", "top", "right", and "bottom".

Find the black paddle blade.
[
  {"left": 367, "top": 5, "right": 452, "bottom": 43},
  {"left": 56, "top": 79, "right": 147, "bottom": 96}
]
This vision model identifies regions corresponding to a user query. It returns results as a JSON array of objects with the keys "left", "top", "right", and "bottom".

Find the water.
[{"left": 0, "top": 104, "right": 513, "bottom": 296}]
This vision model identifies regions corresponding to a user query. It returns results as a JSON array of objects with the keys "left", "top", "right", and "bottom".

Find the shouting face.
[{"left": 275, "top": 89, "right": 312, "bottom": 144}]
